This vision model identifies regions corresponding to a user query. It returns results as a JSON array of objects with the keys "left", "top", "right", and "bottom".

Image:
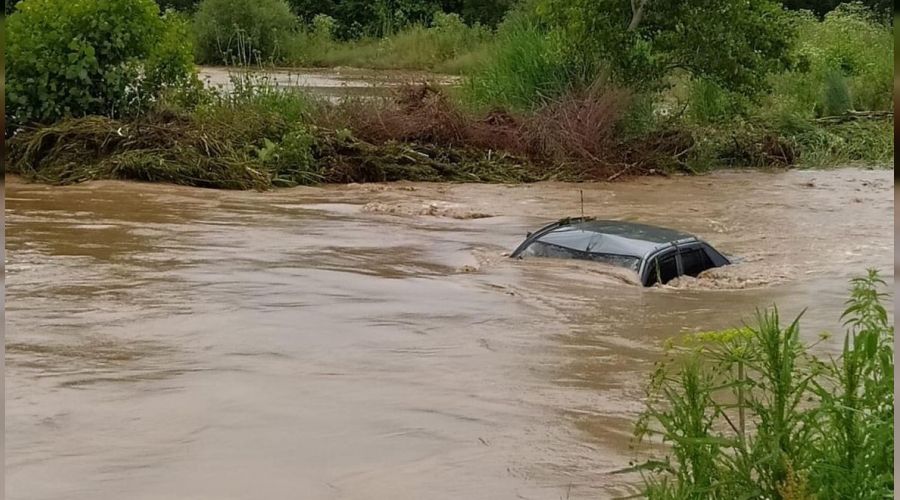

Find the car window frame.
[
  {"left": 641, "top": 246, "right": 680, "bottom": 286},
  {"left": 642, "top": 241, "right": 725, "bottom": 286}
]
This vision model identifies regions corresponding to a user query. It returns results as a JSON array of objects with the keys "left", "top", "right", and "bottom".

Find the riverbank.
[{"left": 7, "top": 78, "right": 892, "bottom": 190}]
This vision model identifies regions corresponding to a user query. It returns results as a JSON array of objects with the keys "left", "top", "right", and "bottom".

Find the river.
[{"left": 5, "top": 169, "right": 893, "bottom": 499}]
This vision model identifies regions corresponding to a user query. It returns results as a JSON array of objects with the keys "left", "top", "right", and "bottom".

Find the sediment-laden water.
[
  {"left": 198, "top": 66, "right": 461, "bottom": 99},
  {"left": 6, "top": 169, "right": 892, "bottom": 499}
]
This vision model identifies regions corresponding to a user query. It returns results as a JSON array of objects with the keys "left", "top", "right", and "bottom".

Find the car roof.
[{"left": 524, "top": 218, "right": 699, "bottom": 259}]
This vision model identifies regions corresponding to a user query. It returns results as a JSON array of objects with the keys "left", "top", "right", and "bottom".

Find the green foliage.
[
  {"left": 456, "top": 0, "right": 514, "bottom": 27},
  {"left": 820, "top": 68, "right": 852, "bottom": 117},
  {"left": 144, "top": 12, "right": 204, "bottom": 104},
  {"left": 155, "top": 0, "right": 200, "bottom": 12},
  {"left": 463, "top": 12, "right": 577, "bottom": 110},
  {"left": 5, "top": 0, "right": 196, "bottom": 132},
  {"left": 686, "top": 79, "right": 748, "bottom": 125},
  {"left": 809, "top": 270, "right": 894, "bottom": 498},
  {"left": 262, "top": 124, "right": 322, "bottom": 186},
  {"left": 282, "top": 11, "right": 490, "bottom": 71},
  {"left": 759, "top": 3, "right": 892, "bottom": 124},
  {"left": 539, "top": 0, "right": 793, "bottom": 96},
  {"left": 782, "top": 0, "right": 892, "bottom": 21},
  {"left": 193, "top": 0, "right": 298, "bottom": 65},
  {"left": 311, "top": 14, "right": 338, "bottom": 41},
  {"left": 285, "top": 0, "right": 512, "bottom": 39},
  {"left": 636, "top": 270, "right": 894, "bottom": 499},
  {"left": 616, "top": 93, "right": 657, "bottom": 138},
  {"left": 790, "top": 119, "right": 894, "bottom": 168}
]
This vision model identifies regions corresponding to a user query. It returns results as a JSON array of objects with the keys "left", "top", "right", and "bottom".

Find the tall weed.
[
  {"left": 463, "top": 14, "right": 576, "bottom": 111},
  {"left": 760, "top": 3, "right": 892, "bottom": 124},
  {"left": 281, "top": 12, "right": 490, "bottom": 72},
  {"left": 635, "top": 270, "right": 894, "bottom": 499}
]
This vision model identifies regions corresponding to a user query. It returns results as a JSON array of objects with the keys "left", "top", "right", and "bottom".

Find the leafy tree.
[
  {"left": 288, "top": 0, "right": 441, "bottom": 38},
  {"left": 6, "top": 0, "right": 195, "bottom": 131},
  {"left": 541, "top": 0, "right": 795, "bottom": 96},
  {"left": 782, "top": 0, "right": 892, "bottom": 21},
  {"left": 286, "top": 0, "right": 513, "bottom": 38},
  {"left": 156, "top": 0, "right": 200, "bottom": 12},
  {"left": 458, "top": 0, "right": 514, "bottom": 26}
]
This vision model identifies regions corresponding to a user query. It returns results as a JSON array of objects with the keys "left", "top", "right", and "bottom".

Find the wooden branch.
[
  {"left": 607, "top": 162, "right": 638, "bottom": 181},
  {"left": 814, "top": 110, "right": 892, "bottom": 124},
  {"left": 628, "top": 0, "right": 650, "bottom": 31}
]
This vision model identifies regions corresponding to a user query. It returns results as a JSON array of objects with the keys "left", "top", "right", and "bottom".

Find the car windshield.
[{"left": 519, "top": 241, "right": 641, "bottom": 272}]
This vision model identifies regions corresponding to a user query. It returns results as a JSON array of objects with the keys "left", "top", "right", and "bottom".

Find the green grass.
[
  {"left": 634, "top": 270, "right": 893, "bottom": 499},
  {"left": 461, "top": 16, "right": 578, "bottom": 111},
  {"left": 278, "top": 14, "right": 491, "bottom": 73}
]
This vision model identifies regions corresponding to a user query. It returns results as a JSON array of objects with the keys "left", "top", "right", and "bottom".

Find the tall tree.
[
  {"left": 542, "top": 0, "right": 795, "bottom": 95},
  {"left": 782, "top": 0, "right": 891, "bottom": 20}
]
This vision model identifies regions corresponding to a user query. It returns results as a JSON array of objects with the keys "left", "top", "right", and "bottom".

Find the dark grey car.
[{"left": 510, "top": 217, "right": 731, "bottom": 286}]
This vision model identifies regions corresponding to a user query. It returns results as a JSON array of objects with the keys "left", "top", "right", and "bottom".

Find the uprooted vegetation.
[
  {"left": 7, "top": 81, "right": 700, "bottom": 189},
  {"left": 8, "top": 75, "right": 891, "bottom": 190},
  {"left": 7, "top": 112, "right": 537, "bottom": 189}
]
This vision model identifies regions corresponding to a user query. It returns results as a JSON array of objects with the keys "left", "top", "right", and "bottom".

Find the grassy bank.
[
  {"left": 458, "top": 2, "right": 892, "bottom": 170},
  {"left": 7, "top": 72, "right": 892, "bottom": 190}
]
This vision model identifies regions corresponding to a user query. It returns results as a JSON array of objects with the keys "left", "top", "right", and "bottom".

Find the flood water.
[
  {"left": 198, "top": 66, "right": 461, "bottom": 99},
  {"left": 5, "top": 169, "right": 893, "bottom": 499}
]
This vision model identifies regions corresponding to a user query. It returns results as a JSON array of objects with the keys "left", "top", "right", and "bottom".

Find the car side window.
[
  {"left": 647, "top": 252, "right": 678, "bottom": 286},
  {"left": 679, "top": 247, "right": 715, "bottom": 277}
]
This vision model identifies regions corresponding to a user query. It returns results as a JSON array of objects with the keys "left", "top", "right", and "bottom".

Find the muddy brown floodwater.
[
  {"left": 5, "top": 169, "right": 893, "bottom": 500},
  {"left": 198, "top": 66, "right": 461, "bottom": 100}
]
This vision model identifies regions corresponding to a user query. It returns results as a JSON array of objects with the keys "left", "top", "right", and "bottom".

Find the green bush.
[
  {"left": 193, "top": 0, "right": 298, "bottom": 65},
  {"left": 311, "top": 14, "right": 338, "bottom": 42},
  {"left": 144, "top": 12, "right": 204, "bottom": 105},
  {"left": 261, "top": 124, "right": 322, "bottom": 186},
  {"left": 635, "top": 270, "right": 893, "bottom": 499},
  {"left": 5, "top": 0, "right": 194, "bottom": 131},
  {"left": 686, "top": 79, "right": 748, "bottom": 125},
  {"left": 759, "top": 3, "right": 892, "bottom": 123},
  {"left": 820, "top": 68, "right": 853, "bottom": 117}
]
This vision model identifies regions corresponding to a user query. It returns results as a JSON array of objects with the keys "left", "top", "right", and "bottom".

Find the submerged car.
[{"left": 510, "top": 217, "right": 730, "bottom": 286}]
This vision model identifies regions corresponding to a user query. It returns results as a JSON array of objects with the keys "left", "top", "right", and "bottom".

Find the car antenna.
[{"left": 580, "top": 189, "right": 584, "bottom": 218}]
